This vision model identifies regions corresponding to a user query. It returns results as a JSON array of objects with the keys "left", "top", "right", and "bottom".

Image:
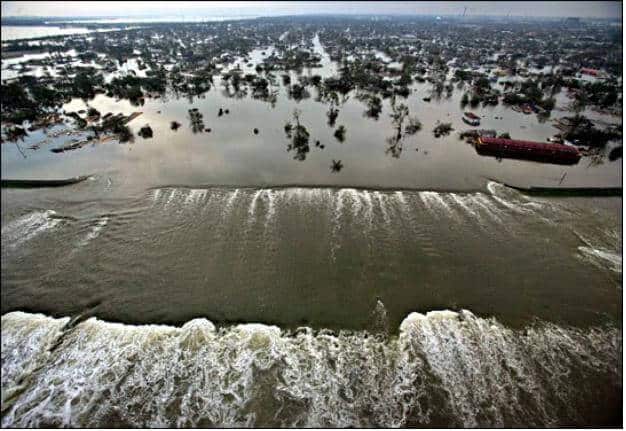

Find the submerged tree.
[
  {"left": 433, "top": 122, "right": 454, "bottom": 138},
  {"left": 188, "top": 108, "right": 205, "bottom": 133},
  {"left": 284, "top": 122, "right": 293, "bottom": 136},
  {"left": 138, "top": 124, "right": 153, "bottom": 139},
  {"left": 460, "top": 92, "right": 469, "bottom": 108},
  {"left": 331, "top": 159, "right": 343, "bottom": 172},
  {"left": 116, "top": 124, "right": 134, "bottom": 143},
  {"left": 389, "top": 97, "right": 409, "bottom": 133},
  {"left": 327, "top": 106, "right": 339, "bottom": 127},
  {"left": 288, "top": 84, "right": 310, "bottom": 102},
  {"left": 385, "top": 96, "right": 421, "bottom": 158},
  {"left": 285, "top": 109, "right": 311, "bottom": 161},
  {"left": 334, "top": 125, "right": 347, "bottom": 142},
  {"left": 321, "top": 90, "right": 340, "bottom": 126},
  {"left": 365, "top": 95, "right": 382, "bottom": 119},
  {"left": 404, "top": 117, "right": 422, "bottom": 135}
]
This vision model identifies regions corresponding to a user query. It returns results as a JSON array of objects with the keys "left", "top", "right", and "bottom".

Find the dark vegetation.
[
  {"left": 334, "top": 125, "right": 346, "bottom": 142},
  {"left": 285, "top": 109, "right": 311, "bottom": 161},
  {"left": 188, "top": 108, "right": 205, "bottom": 133},
  {"left": 555, "top": 114, "right": 622, "bottom": 147},
  {"left": 385, "top": 96, "right": 423, "bottom": 157},
  {"left": 433, "top": 122, "right": 454, "bottom": 138},
  {"left": 138, "top": 124, "right": 153, "bottom": 139},
  {"left": 331, "top": 159, "right": 343, "bottom": 172}
]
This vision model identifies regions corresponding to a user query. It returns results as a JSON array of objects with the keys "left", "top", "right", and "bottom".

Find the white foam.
[
  {"left": 419, "top": 191, "right": 462, "bottom": 222},
  {"left": 79, "top": 217, "right": 109, "bottom": 246},
  {"left": 391, "top": 191, "right": 414, "bottom": 229},
  {"left": 578, "top": 246, "right": 622, "bottom": 273},
  {"left": 394, "top": 191, "right": 407, "bottom": 208},
  {"left": 184, "top": 189, "right": 207, "bottom": 206},
  {"left": 470, "top": 194, "right": 505, "bottom": 224},
  {"left": 164, "top": 189, "right": 178, "bottom": 208},
  {"left": 357, "top": 190, "right": 374, "bottom": 226},
  {"left": 263, "top": 189, "right": 277, "bottom": 228},
  {"left": 344, "top": 189, "right": 362, "bottom": 218},
  {"left": 222, "top": 189, "right": 240, "bottom": 217},
  {"left": 574, "top": 231, "right": 622, "bottom": 274},
  {"left": 329, "top": 190, "right": 349, "bottom": 261},
  {"left": 449, "top": 193, "right": 483, "bottom": 223},
  {"left": 487, "top": 183, "right": 531, "bottom": 215},
  {"left": 247, "top": 190, "right": 264, "bottom": 223},
  {"left": 487, "top": 182, "right": 553, "bottom": 220},
  {"left": 1, "top": 310, "right": 619, "bottom": 428},
  {"left": 373, "top": 191, "right": 391, "bottom": 224},
  {"left": 286, "top": 187, "right": 304, "bottom": 202},
  {"left": 1, "top": 312, "right": 70, "bottom": 388},
  {"left": 151, "top": 189, "right": 161, "bottom": 203},
  {"left": 334, "top": 189, "right": 347, "bottom": 221},
  {"left": 2, "top": 210, "right": 62, "bottom": 248}
]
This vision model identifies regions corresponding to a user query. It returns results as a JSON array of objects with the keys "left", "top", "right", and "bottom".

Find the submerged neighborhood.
[{"left": 1, "top": 14, "right": 622, "bottom": 174}]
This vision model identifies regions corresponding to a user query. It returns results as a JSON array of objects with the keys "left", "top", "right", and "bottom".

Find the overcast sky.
[{"left": 2, "top": 1, "right": 622, "bottom": 19}]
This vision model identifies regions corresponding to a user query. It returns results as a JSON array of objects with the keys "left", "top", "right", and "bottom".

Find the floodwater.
[
  {"left": 1, "top": 34, "right": 623, "bottom": 427},
  {"left": 1, "top": 26, "right": 93, "bottom": 41},
  {"left": 1, "top": 26, "right": 133, "bottom": 42}
]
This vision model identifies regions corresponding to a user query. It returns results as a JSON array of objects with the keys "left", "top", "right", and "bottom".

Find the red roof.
[
  {"left": 479, "top": 137, "right": 580, "bottom": 155},
  {"left": 581, "top": 68, "right": 599, "bottom": 76}
]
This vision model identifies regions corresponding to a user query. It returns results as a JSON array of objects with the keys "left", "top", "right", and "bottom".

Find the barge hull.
[{"left": 476, "top": 137, "right": 581, "bottom": 165}]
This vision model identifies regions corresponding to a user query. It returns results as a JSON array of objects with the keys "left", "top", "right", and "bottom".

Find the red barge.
[{"left": 475, "top": 137, "right": 581, "bottom": 165}]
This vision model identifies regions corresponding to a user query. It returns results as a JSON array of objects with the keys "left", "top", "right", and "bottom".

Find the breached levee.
[
  {"left": 148, "top": 182, "right": 554, "bottom": 234},
  {"left": 1, "top": 310, "right": 620, "bottom": 427},
  {"left": 4, "top": 184, "right": 618, "bottom": 277}
]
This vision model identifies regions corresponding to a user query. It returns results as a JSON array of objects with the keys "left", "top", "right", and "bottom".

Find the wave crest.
[{"left": 1, "top": 310, "right": 620, "bottom": 427}]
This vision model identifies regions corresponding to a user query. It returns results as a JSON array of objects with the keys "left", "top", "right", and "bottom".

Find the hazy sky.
[{"left": 2, "top": 1, "right": 622, "bottom": 19}]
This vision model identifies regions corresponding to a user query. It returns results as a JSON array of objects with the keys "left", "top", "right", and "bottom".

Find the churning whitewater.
[
  {"left": 1, "top": 210, "right": 62, "bottom": 249},
  {"left": 1, "top": 310, "right": 620, "bottom": 428}
]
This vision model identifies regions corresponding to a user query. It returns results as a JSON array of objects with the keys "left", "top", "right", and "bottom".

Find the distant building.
[{"left": 580, "top": 68, "right": 600, "bottom": 76}]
